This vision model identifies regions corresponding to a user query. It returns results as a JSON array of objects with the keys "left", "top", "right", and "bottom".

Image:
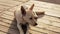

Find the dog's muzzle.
[{"left": 33, "top": 23, "right": 38, "bottom": 26}]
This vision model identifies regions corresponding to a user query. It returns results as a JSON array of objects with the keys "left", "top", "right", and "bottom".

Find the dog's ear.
[
  {"left": 21, "top": 6, "right": 26, "bottom": 16},
  {"left": 29, "top": 4, "right": 34, "bottom": 10}
]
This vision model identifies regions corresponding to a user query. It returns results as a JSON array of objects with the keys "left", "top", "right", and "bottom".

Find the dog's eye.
[{"left": 30, "top": 17, "right": 32, "bottom": 20}]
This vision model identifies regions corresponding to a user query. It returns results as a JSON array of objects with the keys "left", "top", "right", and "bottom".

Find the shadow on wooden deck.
[{"left": 7, "top": 18, "right": 20, "bottom": 34}]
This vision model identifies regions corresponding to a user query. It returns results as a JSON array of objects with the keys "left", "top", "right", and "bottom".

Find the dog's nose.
[
  {"left": 33, "top": 23, "right": 38, "bottom": 26},
  {"left": 35, "top": 23, "right": 38, "bottom": 25}
]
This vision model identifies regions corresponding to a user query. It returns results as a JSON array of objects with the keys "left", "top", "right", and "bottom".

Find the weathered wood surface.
[
  {"left": 24, "top": 0, "right": 60, "bottom": 17},
  {"left": 0, "top": 0, "right": 60, "bottom": 34}
]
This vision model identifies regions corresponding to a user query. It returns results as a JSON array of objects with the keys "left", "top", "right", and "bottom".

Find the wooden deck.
[{"left": 0, "top": 0, "right": 60, "bottom": 34}]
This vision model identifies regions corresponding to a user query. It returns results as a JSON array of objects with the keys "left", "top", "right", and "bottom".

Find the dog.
[{"left": 14, "top": 4, "right": 44, "bottom": 34}]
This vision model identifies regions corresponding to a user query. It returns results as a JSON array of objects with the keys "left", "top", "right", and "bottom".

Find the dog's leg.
[
  {"left": 17, "top": 23, "right": 24, "bottom": 34},
  {"left": 20, "top": 23, "right": 30, "bottom": 34},
  {"left": 26, "top": 29, "right": 30, "bottom": 34},
  {"left": 26, "top": 24, "right": 31, "bottom": 34},
  {"left": 26, "top": 26, "right": 32, "bottom": 34},
  {"left": 25, "top": 27, "right": 30, "bottom": 34}
]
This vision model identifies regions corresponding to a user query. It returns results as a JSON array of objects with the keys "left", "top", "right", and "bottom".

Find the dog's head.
[{"left": 21, "top": 4, "right": 38, "bottom": 26}]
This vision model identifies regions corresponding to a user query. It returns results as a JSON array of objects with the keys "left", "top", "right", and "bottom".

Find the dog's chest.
[{"left": 20, "top": 23, "right": 29, "bottom": 34}]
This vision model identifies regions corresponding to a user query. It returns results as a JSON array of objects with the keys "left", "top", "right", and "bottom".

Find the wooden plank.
[
  {"left": 30, "top": 26, "right": 58, "bottom": 34},
  {"left": 0, "top": 17, "right": 16, "bottom": 26},
  {"left": 0, "top": 21, "right": 11, "bottom": 27},
  {"left": 36, "top": 21, "right": 60, "bottom": 33},
  {"left": 0, "top": 11, "right": 4, "bottom": 15},
  {"left": 40, "top": 15, "right": 60, "bottom": 22},
  {"left": 0, "top": 18, "right": 17, "bottom": 29},
  {"left": 14, "top": 0, "right": 29, "bottom": 2},
  {"left": 29, "top": 30, "right": 44, "bottom": 34},
  {"left": 0, "top": 5, "right": 10, "bottom": 8},
  {"left": 24, "top": 1, "right": 60, "bottom": 17},
  {"left": 8, "top": 4, "right": 23, "bottom": 12},
  {"left": 0, "top": 13, "right": 14, "bottom": 20},
  {"left": 0, "top": 25, "right": 9, "bottom": 32},
  {"left": 0, "top": 2, "right": 14, "bottom": 7},
  {"left": 0, "top": 17, "right": 12, "bottom": 24},
  {"left": 37, "top": 18, "right": 60, "bottom": 28},
  {"left": 0, "top": 25, "right": 19, "bottom": 34},
  {"left": 0, "top": 0, "right": 22, "bottom": 6},
  {"left": 1, "top": 11, "right": 14, "bottom": 16},
  {"left": 0, "top": 31, "right": 7, "bottom": 34},
  {"left": 0, "top": 5, "right": 10, "bottom": 10},
  {"left": 0, "top": 2, "right": 22, "bottom": 11},
  {"left": 37, "top": 15, "right": 60, "bottom": 27}
]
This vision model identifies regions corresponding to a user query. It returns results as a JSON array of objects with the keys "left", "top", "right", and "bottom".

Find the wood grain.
[{"left": 0, "top": 0, "right": 60, "bottom": 34}]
